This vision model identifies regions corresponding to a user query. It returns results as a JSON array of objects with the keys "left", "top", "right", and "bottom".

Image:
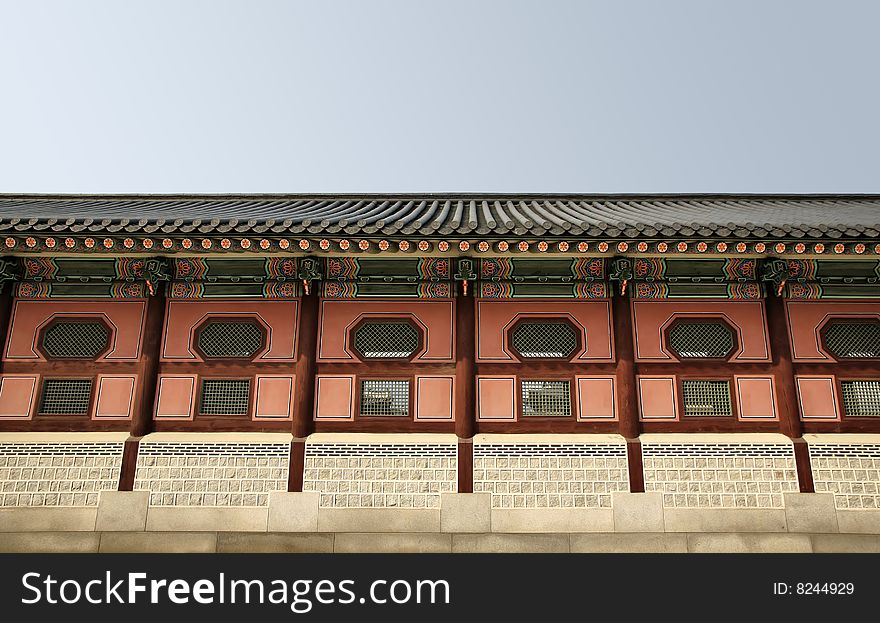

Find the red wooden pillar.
[
  {"left": 612, "top": 290, "right": 644, "bottom": 492},
  {"left": 454, "top": 289, "right": 476, "bottom": 493},
  {"left": 765, "top": 293, "right": 814, "bottom": 492},
  {"left": 0, "top": 285, "right": 13, "bottom": 374},
  {"left": 289, "top": 289, "right": 319, "bottom": 491},
  {"left": 120, "top": 285, "right": 167, "bottom": 490}
]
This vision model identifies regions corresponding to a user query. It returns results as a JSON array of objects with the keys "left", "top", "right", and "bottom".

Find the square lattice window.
[
  {"left": 38, "top": 379, "right": 93, "bottom": 415},
  {"left": 521, "top": 380, "right": 572, "bottom": 417},
  {"left": 841, "top": 380, "right": 880, "bottom": 417},
  {"left": 198, "top": 379, "right": 251, "bottom": 416},
  {"left": 681, "top": 380, "right": 732, "bottom": 417},
  {"left": 360, "top": 379, "right": 410, "bottom": 417}
]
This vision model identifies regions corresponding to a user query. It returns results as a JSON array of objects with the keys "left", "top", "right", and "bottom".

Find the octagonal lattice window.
[
  {"left": 511, "top": 321, "right": 578, "bottom": 359},
  {"left": 42, "top": 321, "right": 110, "bottom": 359},
  {"left": 197, "top": 321, "right": 265, "bottom": 359},
  {"left": 824, "top": 321, "right": 880, "bottom": 359},
  {"left": 353, "top": 321, "right": 420, "bottom": 359},
  {"left": 668, "top": 321, "right": 734, "bottom": 359}
]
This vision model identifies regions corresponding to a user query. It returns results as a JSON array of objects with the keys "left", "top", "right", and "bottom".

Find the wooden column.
[
  {"left": 120, "top": 286, "right": 166, "bottom": 491},
  {"left": 765, "top": 293, "right": 814, "bottom": 492},
  {"left": 130, "top": 288, "right": 166, "bottom": 438},
  {"left": 289, "top": 290, "right": 320, "bottom": 491},
  {"left": 455, "top": 289, "right": 476, "bottom": 493},
  {"left": 0, "top": 286, "right": 13, "bottom": 374},
  {"left": 612, "top": 290, "right": 644, "bottom": 492}
]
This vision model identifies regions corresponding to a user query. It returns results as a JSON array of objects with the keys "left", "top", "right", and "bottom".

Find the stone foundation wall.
[
  {"left": 807, "top": 434, "right": 880, "bottom": 510},
  {"left": 302, "top": 434, "right": 458, "bottom": 508},
  {"left": 0, "top": 433, "right": 126, "bottom": 507},
  {"left": 641, "top": 434, "right": 799, "bottom": 509},
  {"left": 473, "top": 434, "right": 629, "bottom": 508},
  {"left": 134, "top": 433, "right": 291, "bottom": 507}
]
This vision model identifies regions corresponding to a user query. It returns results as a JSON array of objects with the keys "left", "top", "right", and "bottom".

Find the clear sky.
[{"left": 0, "top": 1, "right": 878, "bottom": 194}]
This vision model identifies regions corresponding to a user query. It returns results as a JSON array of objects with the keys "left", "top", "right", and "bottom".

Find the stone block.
[
  {"left": 811, "top": 534, "right": 880, "bottom": 553},
  {"left": 96, "top": 491, "right": 150, "bottom": 532},
  {"left": 217, "top": 533, "right": 334, "bottom": 553},
  {"left": 570, "top": 533, "right": 687, "bottom": 553},
  {"left": 491, "top": 508, "right": 613, "bottom": 533},
  {"left": 0, "top": 532, "right": 99, "bottom": 553},
  {"left": 686, "top": 533, "right": 812, "bottom": 553},
  {"left": 452, "top": 533, "right": 570, "bottom": 553},
  {"left": 836, "top": 510, "right": 880, "bottom": 534},
  {"left": 440, "top": 493, "right": 491, "bottom": 533},
  {"left": 268, "top": 492, "right": 319, "bottom": 532},
  {"left": 334, "top": 533, "right": 452, "bottom": 553},
  {"left": 317, "top": 508, "right": 440, "bottom": 532},
  {"left": 612, "top": 492, "right": 664, "bottom": 532},
  {"left": 99, "top": 532, "right": 217, "bottom": 553},
  {"left": 664, "top": 508, "right": 787, "bottom": 533},
  {"left": 783, "top": 493, "right": 838, "bottom": 534},
  {"left": 145, "top": 507, "right": 269, "bottom": 532},
  {"left": 0, "top": 508, "right": 97, "bottom": 532}
]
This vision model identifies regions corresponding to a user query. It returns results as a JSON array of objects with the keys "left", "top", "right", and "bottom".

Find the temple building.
[{"left": 0, "top": 193, "right": 879, "bottom": 544}]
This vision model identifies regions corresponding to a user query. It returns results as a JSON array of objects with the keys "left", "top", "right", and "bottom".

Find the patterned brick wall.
[
  {"left": 641, "top": 436, "right": 798, "bottom": 508},
  {"left": 303, "top": 437, "right": 457, "bottom": 508},
  {"left": 134, "top": 438, "right": 290, "bottom": 507},
  {"left": 0, "top": 437, "right": 125, "bottom": 507},
  {"left": 808, "top": 438, "right": 880, "bottom": 510},
  {"left": 473, "top": 436, "right": 629, "bottom": 509}
]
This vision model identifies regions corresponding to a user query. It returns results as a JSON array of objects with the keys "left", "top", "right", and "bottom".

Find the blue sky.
[{"left": 1, "top": 1, "right": 878, "bottom": 193}]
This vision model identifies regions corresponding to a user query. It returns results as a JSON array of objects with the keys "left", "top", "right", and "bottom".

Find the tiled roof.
[{"left": 0, "top": 194, "right": 878, "bottom": 239}]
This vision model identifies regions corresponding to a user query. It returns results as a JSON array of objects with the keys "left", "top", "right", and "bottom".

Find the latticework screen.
[
  {"left": 197, "top": 322, "right": 264, "bottom": 359},
  {"left": 841, "top": 380, "right": 880, "bottom": 417},
  {"left": 354, "top": 322, "right": 420, "bottom": 358},
  {"left": 198, "top": 379, "right": 251, "bottom": 416},
  {"left": 359, "top": 379, "right": 410, "bottom": 417},
  {"left": 521, "top": 380, "right": 572, "bottom": 417},
  {"left": 681, "top": 380, "right": 732, "bottom": 417},
  {"left": 511, "top": 322, "right": 578, "bottom": 358},
  {"left": 668, "top": 322, "right": 734, "bottom": 358},
  {"left": 42, "top": 322, "right": 109, "bottom": 359},
  {"left": 824, "top": 322, "right": 880, "bottom": 358},
  {"left": 38, "top": 379, "right": 93, "bottom": 415}
]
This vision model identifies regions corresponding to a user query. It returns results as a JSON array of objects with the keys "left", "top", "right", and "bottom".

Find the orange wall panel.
[
  {"left": 94, "top": 375, "right": 137, "bottom": 419},
  {"left": 314, "top": 375, "right": 355, "bottom": 420},
  {"left": 734, "top": 376, "right": 777, "bottom": 420},
  {"left": 796, "top": 375, "right": 840, "bottom": 420},
  {"left": 0, "top": 374, "right": 39, "bottom": 419},
  {"left": 155, "top": 375, "right": 197, "bottom": 419},
  {"left": 161, "top": 299, "right": 298, "bottom": 362},
  {"left": 631, "top": 300, "right": 769, "bottom": 362},
  {"left": 576, "top": 376, "right": 617, "bottom": 420},
  {"left": 415, "top": 376, "right": 454, "bottom": 421},
  {"left": 638, "top": 376, "right": 678, "bottom": 420},
  {"left": 4, "top": 300, "right": 146, "bottom": 361},
  {"left": 476, "top": 299, "right": 613, "bottom": 362},
  {"left": 254, "top": 375, "right": 294, "bottom": 420},
  {"left": 786, "top": 301, "right": 880, "bottom": 361},
  {"left": 318, "top": 300, "right": 454, "bottom": 362},
  {"left": 476, "top": 376, "right": 516, "bottom": 421}
]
